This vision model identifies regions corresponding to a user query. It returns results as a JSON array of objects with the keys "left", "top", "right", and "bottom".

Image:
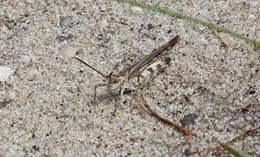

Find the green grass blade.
[
  {"left": 220, "top": 143, "right": 252, "bottom": 157},
  {"left": 117, "top": 0, "right": 260, "bottom": 49}
]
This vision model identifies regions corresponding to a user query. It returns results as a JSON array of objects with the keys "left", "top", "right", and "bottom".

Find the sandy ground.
[{"left": 0, "top": 0, "right": 259, "bottom": 156}]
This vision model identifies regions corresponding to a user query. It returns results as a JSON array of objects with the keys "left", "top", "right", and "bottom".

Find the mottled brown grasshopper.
[{"left": 75, "top": 35, "right": 180, "bottom": 101}]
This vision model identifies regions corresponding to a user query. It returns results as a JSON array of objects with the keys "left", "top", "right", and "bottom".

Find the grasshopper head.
[{"left": 108, "top": 72, "right": 121, "bottom": 83}]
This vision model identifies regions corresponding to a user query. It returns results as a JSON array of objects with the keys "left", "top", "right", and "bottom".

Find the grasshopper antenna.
[{"left": 74, "top": 56, "right": 108, "bottom": 80}]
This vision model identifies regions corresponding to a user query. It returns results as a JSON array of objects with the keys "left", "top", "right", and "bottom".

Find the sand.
[{"left": 0, "top": 0, "right": 259, "bottom": 156}]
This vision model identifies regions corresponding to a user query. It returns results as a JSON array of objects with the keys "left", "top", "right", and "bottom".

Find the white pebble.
[
  {"left": 0, "top": 66, "right": 14, "bottom": 81},
  {"left": 245, "top": 115, "right": 253, "bottom": 121},
  {"left": 200, "top": 36, "right": 207, "bottom": 44},
  {"left": 9, "top": 90, "right": 16, "bottom": 99},
  {"left": 248, "top": 14, "right": 255, "bottom": 19},
  {"left": 99, "top": 18, "right": 109, "bottom": 29},
  {"left": 63, "top": 46, "right": 77, "bottom": 58},
  {"left": 130, "top": 6, "right": 144, "bottom": 15},
  {"left": 21, "top": 55, "right": 31, "bottom": 63},
  {"left": 60, "top": 16, "right": 72, "bottom": 27}
]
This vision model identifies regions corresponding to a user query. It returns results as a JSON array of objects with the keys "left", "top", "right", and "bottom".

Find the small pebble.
[
  {"left": 67, "top": 33, "right": 74, "bottom": 39},
  {"left": 56, "top": 35, "right": 67, "bottom": 42},
  {"left": 60, "top": 16, "right": 72, "bottom": 27},
  {"left": 130, "top": 6, "right": 144, "bottom": 15},
  {"left": 21, "top": 55, "right": 31, "bottom": 63},
  {"left": 215, "top": 124, "right": 224, "bottom": 132},
  {"left": 32, "top": 145, "right": 40, "bottom": 152},
  {"left": 241, "top": 108, "right": 249, "bottom": 113},
  {"left": 147, "top": 23, "right": 154, "bottom": 30},
  {"left": 245, "top": 115, "right": 253, "bottom": 121},
  {"left": 99, "top": 18, "right": 109, "bottom": 29},
  {"left": 255, "top": 112, "right": 260, "bottom": 118},
  {"left": 63, "top": 46, "right": 77, "bottom": 58},
  {"left": 180, "top": 113, "right": 198, "bottom": 127},
  {"left": 9, "top": 90, "right": 16, "bottom": 99},
  {"left": 0, "top": 66, "right": 14, "bottom": 81},
  {"left": 248, "top": 14, "right": 255, "bottom": 19}
]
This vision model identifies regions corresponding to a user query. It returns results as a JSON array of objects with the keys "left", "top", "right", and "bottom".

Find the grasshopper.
[
  {"left": 75, "top": 35, "right": 180, "bottom": 103},
  {"left": 74, "top": 35, "right": 193, "bottom": 138}
]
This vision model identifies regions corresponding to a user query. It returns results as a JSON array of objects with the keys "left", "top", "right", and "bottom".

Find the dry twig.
[
  {"left": 133, "top": 94, "right": 193, "bottom": 139},
  {"left": 189, "top": 126, "right": 260, "bottom": 155},
  {"left": 208, "top": 19, "right": 230, "bottom": 48},
  {"left": 0, "top": 100, "right": 12, "bottom": 108}
]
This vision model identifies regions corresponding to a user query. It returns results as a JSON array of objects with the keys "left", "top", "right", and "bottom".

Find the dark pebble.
[
  {"left": 32, "top": 145, "right": 40, "bottom": 151},
  {"left": 180, "top": 113, "right": 198, "bottom": 127},
  {"left": 147, "top": 23, "right": 153, "bottom": 29},
  {"left": 56, "top": 35, "right": 67, "bottom": 42}
]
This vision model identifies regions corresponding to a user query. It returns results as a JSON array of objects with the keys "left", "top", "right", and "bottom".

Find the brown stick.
[
  {"left": 210, "top": 27, "right": 230, "bottom": 48},
  {"left": 0, "top": 100, "right": 13, "bottom": 108},
  {"left": 134, "top": 95, "right": 192, "bottom": 139},
  {"left": 189, "top": 125, "right": 260, "bottom": 155},
  {"left": 207, "top": 19, "right": 230, "bottom": 48}
]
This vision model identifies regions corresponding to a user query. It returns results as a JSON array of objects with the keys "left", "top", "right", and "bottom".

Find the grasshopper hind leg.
[{"left": 94, "top": 83, "right": 109, "bottom": 102}]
